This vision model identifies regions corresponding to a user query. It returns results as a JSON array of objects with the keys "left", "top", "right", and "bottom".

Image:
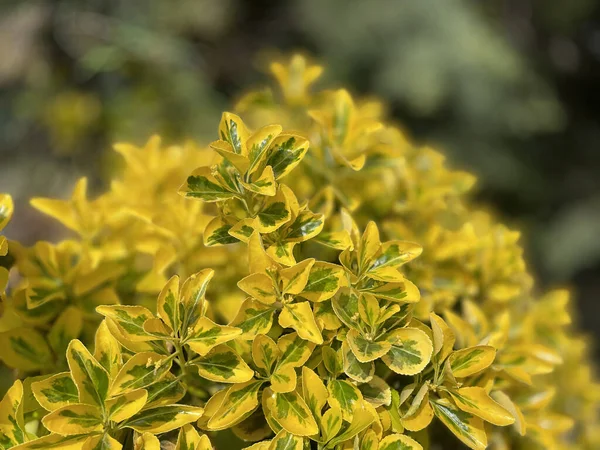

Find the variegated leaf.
[
  {"left": 67, "top": 340, "right": 110, "bottom": 408},
  {"left": 106, "top": 389, "right": 148, "bottom": 423},
  {"left": 265, "top": 134, "right": 310, "bottom": 180},
  {"left": 110, "top": 352, "right": 171, "bottom": 396},
  {"left": 327, "top": 380, "right": 362, "bottom": 421},
  {"left": 269, "top": 391, "right": 318, "bottom": 436},
  {"left": 42, "top": 403, "right": 103, "bottom": 435},
  {"left": 93, "top": 320, "right": 122, "bottom": 380},
  {"left": 378, "top": 433, "right": 423, "bottom": 450},
  {"left": 449, "top": 387, "right": 515, "bottom": 426},
  {"left": 185, "top": 316, "right": 242, "bottom": 356},
  {"left": 382, "top": 328, "right": 433, "bottom": 376},
  {"left": 195, "top": 345, "right": 254, "bottom": 383},
  {"left": 229, "top": 299, "right": 276, "bottom": 340},
  {"left": 279, "top": 301, "right": 323, "bottom": 344},
  {"left": 96, "top": 306, "right": 156, "bottom": 342},
  {"left": 300, "top": 262, "right": 347, "bottom": 302},
  {"left": 32, "top": 372, "right": 79, "bottom": 412},
  {"left": 448, "top": 346, "right": 496, "bottom": 378},
  {"left": 208, "top": 381, "right": 264, "bottom": 430},
  {"left": 0, "top": 327, "right": 52, "bottom": 372},
  {"left": 431, "top": 398, "right": 487, "bottom": 450},
  {"left": 123, "top": 405, "right": 204, "bottom": 433}
]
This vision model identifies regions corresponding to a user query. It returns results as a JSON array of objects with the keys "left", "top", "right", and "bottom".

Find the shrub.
[{"left": 0, "top": 54, "right": 598, "bottom": 450}]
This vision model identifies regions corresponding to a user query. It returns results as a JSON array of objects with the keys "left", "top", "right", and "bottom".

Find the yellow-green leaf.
[
  {"left": 301, "top": 367, "right": 328, "bottom": 420},
  {"left": 347, "top": 329, "right": 391, "bottom": 363},
  {"left": 84, "top": 433, "right": 122, "bottom": 450},
  {"left": 431, "top": 398, "right": 487, "bottom": 450},
  {"left": 134, "top": 432, "right": 160, "bottom": 450},
  {"left": 123, "top": 405, "right": 204, "bottom": 433},
  {"left": 238, "top": 273, "right": 277, "bottom": 305},
  {"left": 265, "top": 134, "right": 310, "bottom": 180},
  {"left": 331, "top": 288, "right": 360, "bottom": 330},
  {"left": 0, "top": 327, "right": 52, "bottom": 372},
  {"left": 179, "top": 166, "right": 238, "bottom": 202},
  {"left": 185, "top": 316, "right": 242, "bottom": 356},
  {"left": 279, "top": 301, "right": 323, "bottom": 344},
  {"left": 342, "top": 341, "right": 374, "bottom": 383},
  {"left": 378, "top": 434, "right": 423, "bottom": 450},
  {"left": 67, "top": 340, "right": 110, "bottom": 408},
  {"left": 180, "top": 269, "right": 215, "bottom": 333},
  {"left": 110, "top": 352, "right": 171, "bottom": 396},
  {"left": 300, "top": 262, "right": 347, "bottom": 302},
  {"left": 450, "top": 387, "right": 515, "bottom": 426},
  {"left": 144, "top": 374, "right": 186, "bottom": 409},
  {"left": 42, "top": 403, "right": 103, "bottom": 435},
  {"left": 106, "top": 389, "right": 148, "bottom": 423},
  {"left": 229, "top": 299, "right": 276, "bottom": 340},
  {"left": 252, "top": 334, "right": 280, "bottom": 376},
  {"left": 11, "top": 434, "right": 89, "bottom": 449},
  {"left": 208, "top": 381, "right": 264, "bottom": 430},
  {"left": 280, "top": 259, "right": 315, "bottom": 295},
  {"left": 328, "top": 401, "right": 375, "bottom": 447},
  {"left": 270, "top": 366, "right": 296, "bottom": 394},
  {"left": 175, "top": 423, "right": 212, "bottom": 450},
  {"left": 448, "top": 346, "right": 496, "bottom": 378},
  {"left": 93, "top": 320, "right": 122, "bottom": 380},
  {"left": 0, "top": 380, "right": 26, "bottom": 447},
  {"left": 269, "top": 391, "right": 318, "bottom": 436},
  {"left": 32, "top": 372, "right": 79, "bottom": 412},
  {"left": 195, "top": 345, "right": 254, "bottom": 383},
  {"left": 327, "top": 380, "right": 362, "bottom": 421},
  {"left": 276, "top": 333, "right": 315, "bottom": 370},
  {"left": 255, "top": 189, "right": 291, "bottom": 233},
  {"left": 382, "top": 328, "right": 433, "bottom": 376},
  {"left": 157, "top": 275, "right": 180, "bottom": 333},
  {"left": 96, "top": 306, "right": 156, "bottom": 342},
  {"left": 430, "top": 313, "right": 455, "bottom": 364}
]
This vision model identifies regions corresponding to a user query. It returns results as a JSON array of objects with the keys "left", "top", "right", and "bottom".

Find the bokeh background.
[{"left": 1, "top": 0, "right": 600, "bottom": 356}]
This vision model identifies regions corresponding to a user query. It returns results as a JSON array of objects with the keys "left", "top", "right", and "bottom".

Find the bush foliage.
[{"left": 0, "top": 55, "right": 598, "bottom": 450}]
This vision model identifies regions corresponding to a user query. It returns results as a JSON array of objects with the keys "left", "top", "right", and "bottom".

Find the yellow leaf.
[
  {"left": 106, "top": 389, "right": 148, "bottom": 423},
  {"left": 279, "top": 301, "right": 323, "bottom": 344},
  {"left": 448, "top": 346, "right": 496, "bottom": 378}
]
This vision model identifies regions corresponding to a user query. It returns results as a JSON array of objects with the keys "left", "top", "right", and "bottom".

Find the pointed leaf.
[
  {"left": 208, "top": 381, "right": 264, "bottom": 430},
  {"left": 67, "top": 340, "right": 110, "bottom": 407},
  {"left": 431, "top": 399, "right": 487, "bottom": 450},
  {"left": 32, "top": 372, "right": 79, "bottom": 412},
  {"left": 450, "top": 387, "right": 515, "bottom": 426},
  {"left": 279, "top": 301, "right": 322, "bottom": 344},
  {"left": 300, "top": 262, "right": 347, "bottom": 302},
  {"left": 229, "top": 299, "right": 276, "bottom": 340},
  {"left": 106, "top": 389, "right": 148, "bottom": 423},
  {"left": 327, "top": 380, "right": 362, "bottom": 421},
  {"left": 448, "top": 346, "right": 496, "bottom": 378},
  {"left": 179, "top": 166, "right": 238, "bottom": 202},
  {"left": 195, "top": 345, "right": 254, "bottom": 383},
  {"left": 42, "top": 404, "right": 103, "bottom": 435},
  {"left": 124, "top": 405, "right": 204, "bottom": 433},
  {"left": 185, "top": 317, "right": 242, "bottom": 356},
  {"left": 270, "top": 391, "right": 318, "bottom": 436},
  {"left": 110, "top": 352, "right": 171, "bottom": 396}
]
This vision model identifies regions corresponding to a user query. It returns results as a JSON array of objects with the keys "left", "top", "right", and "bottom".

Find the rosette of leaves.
[
  {"left": 16, "top": 321, "right": 203, "bottom": 449},
  {"left": 179, "top": 113, "right": 323, "bottom": 259},
  {"left": 95, "top": 268, "right": 252, "bottom": 389},
  {"left": 0, "top": 239, "right": 123, "bottom": 372}
]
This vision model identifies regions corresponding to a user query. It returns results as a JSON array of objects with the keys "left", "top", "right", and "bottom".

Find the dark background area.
[{"left": 1, "top": 0, "right": 600, "bottom": 355}]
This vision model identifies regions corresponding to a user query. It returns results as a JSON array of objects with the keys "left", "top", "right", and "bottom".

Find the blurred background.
[{"left": 1, "top": 0, "right": 600, "bottom": 355}]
